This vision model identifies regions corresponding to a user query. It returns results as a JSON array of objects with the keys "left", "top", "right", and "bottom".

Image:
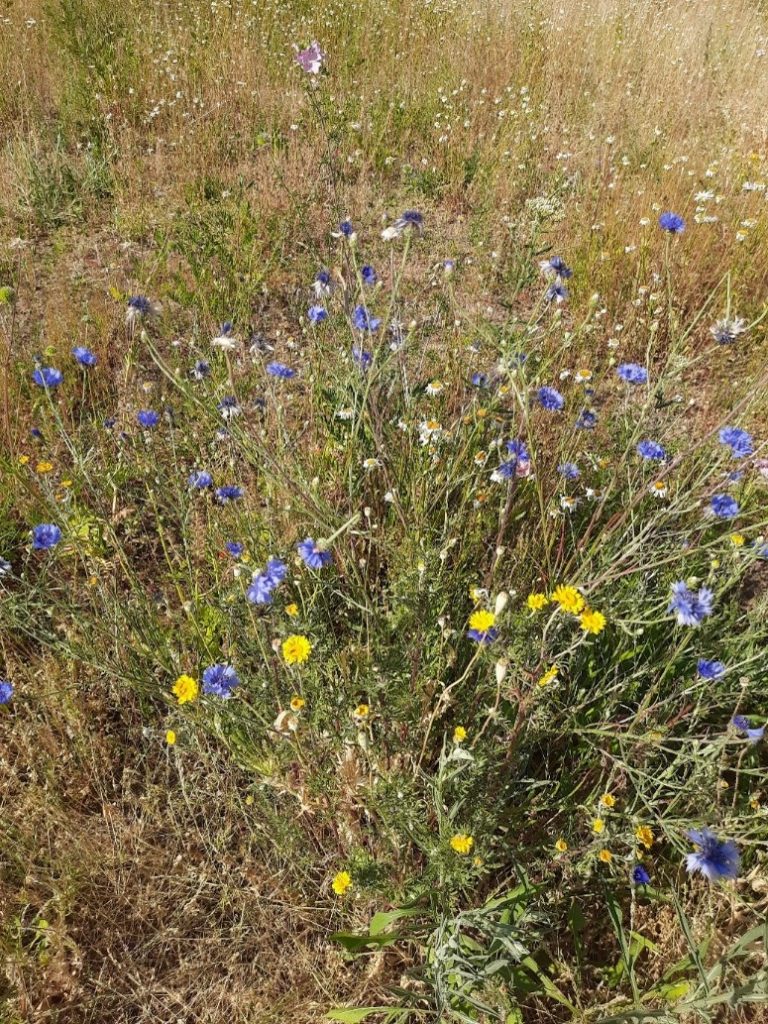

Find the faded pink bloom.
[{"left": 295, "top": 41, "right": 325, "bottom": 74}]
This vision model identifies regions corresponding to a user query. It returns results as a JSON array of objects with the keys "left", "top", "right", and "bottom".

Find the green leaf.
[
  {"left": 369, "top": 907, "right": 420, "bottom": 936},
  {"left": 326, "top": 1008, "right": 392, "bottom": 1024}
]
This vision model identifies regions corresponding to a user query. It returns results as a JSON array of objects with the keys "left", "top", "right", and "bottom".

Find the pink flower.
[{"left": 295, "top": 41, "right": 325, "bottom": 74}]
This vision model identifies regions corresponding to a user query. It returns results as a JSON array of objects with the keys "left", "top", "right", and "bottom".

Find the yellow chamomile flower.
[
  {"left": 555, "top": 838, "right": 568, "bottom": 853},
  {"left": 285, "top": 603, "right": 299, "bottom": 617},
  {"left": 592, "top": 818, "right": 605, "bottom": 834},
  {"left": 598, "top": 848, "right": 613, "bottom": 863},
  {"left": 551, "top": 585, "right": 585, "bottom": 615},
  {"left": 290, "top": 695, "right": 306, "bottom": 712},
  {"left": 537, "top": 665, "right": 559, "bottom": 688},
  {"left": 730, "top": 533, "right": 746, "bottom": 547},
  {"left": 450, "top": 833, "right": 474, "bottom": 855},
  {"left": 354, "top": 703, "right": 370, "bottom": 720},
  {"left": 165, "top": 729, "right": 177, "bottom": 745},
  {"left": 453, "top": 726, "right": 467, "bottom": 743},
  {"left": 282, "top": 634, "right": 312, "bottom": 665},
  {"left": 527, "top": 592, "right": 549, "bottom": 611},
  {"left": 580, "top": 609, "right": 607, "bottom": 634},
  {"left": 172, "top": 674, "right": 199, "bottom": 705},
  {"left": 332, "top": 871, "right": 352, "bottom": 896},
  {"left": 468, "top": 609, "right": 496, "bottom": 633},
  {"left": 635, "top": 825, "right": 654, "bottom": 849},
  {"left": 600, "top": 793, "right": 616, "bottom": 809}
]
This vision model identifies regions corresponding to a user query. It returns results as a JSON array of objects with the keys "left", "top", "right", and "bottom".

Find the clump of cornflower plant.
[
  {"left": 202, "top": 664, "right": 240, "bottom": 698},
  {"left": 72, "top": 346, "right": 97, "bottom": 366},
  {"left": 669, "top": 581, "right": 714, "bottom": 626},
  {"left": 32, "top": 366, "right": 63, "bottom": 388},
  {"left": 685, "top": 828, "right": 739, "bottom": 882}
]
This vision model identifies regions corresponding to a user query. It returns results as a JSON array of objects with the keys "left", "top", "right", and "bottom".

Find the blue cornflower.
[
  {"left": 30, "top": 427, "right": 43, "bottom": 438},
  {"left": 637, "top": 440, "right": 666, "bottom": 461},
  {"left": 710, "top": 494, "right": 739, "bottom": 519},
  {"left": 266, "top": 362, "right": 296, "bottom": 379},
  {"left": 226, "top": 541, "right": 244, "bottom": 557},
  {"left": 631, "top": 865, "right": 650, "bottom": 885},
  {"left": 338, "top": 219, "right": 355, "bottom": 238},
  {"left": 617, "top": 363, "right": 648, "bottom": 384},
  {"left": 732, "top": 715, "right": 765, "bottom": 743},
  {"left": 312, "top": 269, "right": 332, "bottom": 297},
  {"left": 192, "top": 359, "right": 211, "bottom": 380},
  {"left": 537, "top": 386, "right": 565, "bottom": 411},
  {"left": 264, "top": 558, "right": 287, "bottom": 585},
  {"left": 352, "top": 345, "right": 372, "bottom": 370},
  {"left": 697, "top": 658, "right": 725, "bottom": 679},
  {"left": 659, "top": 211, "right": 685, "bottom": 233},
  {"left": 217, "top": 396, "right": 241, "bottom": 420},
  {"left": 506, "top": 439, "right": 530, "bottom": 461},
  {"left": 396, "top": 210, "right": 423, "bottom": 232},
  {"left": 669, "top": 581, "right": 714, "bottom": 626},
  {"left": 137, "top": 410, "right": 160, "bottom": 429},
  {"left": 202, "top": 663, "right": 240, "bottom": 698},
  {"left": 308, "top": 305, "right": 328, "bottom": 324},
  {"left": 558, "top": 462, "right": 580, "bottom": 480},
  {"left": 352, "top": 305, "right": 381, "bottom": 331},
  {"left": 188, "top": 470, "right": 213, "bottom": 489},
  {"left": 127, "top": 295, "right": 152, "bottom": 315},
  {"left": 0, "top": 679, "right": 13, "bottom": 704},
  {"left": 575, "top": 408, "right": 598, "bottom": 430},
  {"left": 215, "top": 485, "right": 243, "bottom": 504},
  {"left": 471, "top": 372, "right": 488, "bottom": 388},
  {"left": 361, "top": 265, "right": 377, "bottom": 286},
  {"left": 247, "top": 572, "right": 275, "bottom": 604},
  {"left": 297, "top": 537, "right": 332, "bottom": 569},
  {"left": 685, "top": 828, "right": 739, "bottom": 881},
  {"left": 545, "top": 281, "right": 568, "bottom": 304},
  {"left": 72, "top": 346, "right": 97, "bottom": 366},
  {"left": 103, "top": 417, "right": 116, "bottom": 429},
  {"left": 719, "top": 426, "right": 753, "bottom": 459},
  {"left": 466, "top": 626, "right": 499, "bottom": 645},
  {"left": 32, "top": 523, "right": 62, "bottom": 550},
  {"left": 539, "top": 255, "right": 573, "bottom": 280},
  {"left": 32, "top": 366, "right": 63, "bottom": 388}
]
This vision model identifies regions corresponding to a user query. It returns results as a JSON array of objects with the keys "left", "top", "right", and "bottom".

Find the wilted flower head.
[
  {"left": 669, "top": 581, "right": 714, "bottom": 626},
  {"left": 312, "top": 268, "right": 332, "bottom": 297},
  {"left": 32, "top": 523, "right": 62, "bottom": 550},
  {"left": 32, "top": 366, "right": 63, "bottom": 388},
  {"left": 558, "top": 462, "right": 580, "bottom": 480},
  {"left": 685, "top": 828, "right": 739, "bottom": 881},
  {"left": 191, "top": 359, "right": 211, "bottom": 380},
  {"left": 294, "top": 40, "right": 325, "bottom": 74},
  {"left": 382, "top": 210, "right": 423, "bottom": 240},
  {"left": 217, "top": 396, "right": 241, "bottom": 420},
  {"left": 719, "top": 426, "right": 753, "bottom": 458},
  {"left": 710, "top": 318, "right": 747, "bottom": 345},
  {"left": 202, "top": 663, "right": 240, "bottom": 698},
  {"left": 658, "top": 211, "right": 685, "bottom": 233},
  {"left": 212, "top": 323, "right": 238, "bottom": 351},
  {"left": 575, "top": 408, "right": 598, "bottom": 430},
  {"left": 297, "top": 537, "right": 332, "bottom": 569},
  {"left": 72, "top": 346, "right": 97, "bottom": 367},
  {"left": 352, "top": 345, "right": 372, "bottom": 370}
]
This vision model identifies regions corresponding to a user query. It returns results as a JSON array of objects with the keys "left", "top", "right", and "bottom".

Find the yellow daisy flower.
[
  {"left": 635, "top": 825, "right": 654, "bottom": 849},
  {"left": 332, "top": 871, "right": 352, "bottom": 896},
  {"left": 453, "top": 726, "right": 467, "bottom": 743},
  {"left": 172, "top": 674, "right": 199, "bottom": 705},
  {"left": 580, "top": 609, "right": 606, "bottom": 634},
  {"left": 600, "top": 793, "right": 616, "bottom": 809},
  {"left": 527, "top": 592, "right": 549, "bottom": 611},
  {"left": 555, "top": 838, "right": 568, "bottom": 853},
  {"left": 468, "top": 609, "right": 495, "bottom": 633},
  {"left": 282, "top": 634, "right": 312, "bottom": 665},
  {"left": 450, "top": 833, "right": 474, "bottom": 855},
  {"left": 598, "top": 848, "right": 612, "bottom": 863},
  {"left": 551, "top": 585, "right": 585, "bottom": 615},
  {"left": 592, "top": 818, "right": 605, "bottom": 834}
]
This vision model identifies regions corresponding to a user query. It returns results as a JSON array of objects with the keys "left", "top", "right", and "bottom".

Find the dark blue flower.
[
  {"left": 215, "top": 485, "right": 243, "bottom": 504},
  {"left": 352, "top": 345, "right": 372, "bottom": 370},
  {"left": 188, "top": 470, "right": 213, "bottom": 489},
  {"left": 558, "top": 462, "right": 580, "bottom": 480},
  {"left": 32, "top": 523, "right": 62, "bottom": 550},
  {"left": 637, "top": 440, "right": 666, "bottom": 461},
  {"left": 697, "top": 658, "right": 725, "bottom": 679},
  {"left": 361, "top": 265, "right": 377, "bottom": 286},
  {"left": 732, "top": 715, "right": 765, "bottom": 743},
  {"left": 719, "top": 426, "right": 753, "bottom": 459},
  {"left": 631, "top": 865, "right": 650, "bottom": 885},
  {"left": 308, "top": 305, "right": 328, "bottom": 324},
  {"left": 575, "top": 408, "right": 598, "bottom": 430},
  {"left": 659, "top": 212, "right": 685, "bottom": 233},
  {"left": 217, "top": 395, "right": 241, "bottom": 419},
  {"left": 685, "top": 828, "right": 739, "bottom": 881},
  {"left": 537, "top": 386, "right": 565, "bottom": 411},
  {"left": 669, "top": 581, "right": 714, "bottom": 626},
  {"left": 506, "top": 439, "right": 530, "bottom": 461},
  {"left": 30, "top": 427, "right": 43, "bottom": 439},
  {"left": 545, "top": 281, "right": 568, "bottom": 304},
  {"left": 338, "top": 219, "right": 355, "bottom": 238},
  {"left": 395, "top": 210, "right": 423, "bottom": 233},
  {"left": 191, "top": 359, "right": 211, "bottom": 380},
  {"left": 297, "top": 537, "right": 332, "bottom": 569},
  {"left": 266, "top": 362, "right": 296, "bottom": 379},
  {"left": 471, "top": 372, "right": 488, "bottom": 388},
  {"left": 127, "top": 295, "right": 152, "bottom": 315},
  {"left": 352, "top": 305, "right": 381, "bottom": 331},
  {"left": 0, "top": 679, "right": 13, "bottom": 704},
  {"left": 202, "top": 663, "right": 240, "bottom": 698},
  {"left": 72, "top": 346, "right": 97, "bottom": 367},
  {"left": 137, "top": 410, "right": 160, "bottom": 429},
  {"left": 226, "top": 541, "right": 244, "bottom": 557},
  {"left": 32, "top": 366, "right": 63, "bottom": 388},
  {"left": 617, "top": 363, "right": 648, "bottom": 384},
  {"left": 540, "top": 256, "right": 573, "bottom": 279},
  {"left": 711, "top": 494, "right": 739, "bottom": 519},
  {"left": 466, "top": 627, "right": 498, "bottom": 645}
]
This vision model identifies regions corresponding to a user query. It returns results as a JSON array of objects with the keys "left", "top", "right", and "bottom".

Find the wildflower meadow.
[{"left": 2, "top": 0, "right": 768, "bottom": 1021}]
